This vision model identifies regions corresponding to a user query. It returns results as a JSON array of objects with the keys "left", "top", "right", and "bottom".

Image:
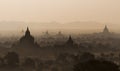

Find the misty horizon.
[
  {"left": 0, "top": 0, "right": 119, "bottom": 36},
  {"left": 0, "top": 21, "right": 119, "bottom": 36},
  {"left": 0, "top": 0, "right": 120, "bottom": 71}
]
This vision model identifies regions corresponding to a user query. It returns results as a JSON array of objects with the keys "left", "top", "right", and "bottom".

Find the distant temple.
[
  {"left": 58, "top": 31, "right": 62, "bottom": 36},
  {"left": 45, "top": 31, "right": 49, "bottom": 36},
  {"left": 56, "top": 31, "right": 64, "bottom": 38},
  {"left": 66, "top": 35, "right": 74, "bottom": 45},
  {"left": 43, "top": 31, "right": 51, "bottom": 38},
  {"left": 102, "top": 25, "right": 110, "bottom": 34},
  {"left": 64, "top": 35, "right": 77, "bottom": 47},
  {"left": 13, "top": 27, "right": 40, "bottom": 48}
]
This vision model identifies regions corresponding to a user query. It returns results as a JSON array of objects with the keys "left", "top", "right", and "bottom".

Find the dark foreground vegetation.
[{"left": 0, "top": 51, "right": 119, "bottom": 71}]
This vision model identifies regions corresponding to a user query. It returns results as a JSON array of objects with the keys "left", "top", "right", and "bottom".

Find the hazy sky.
[{"left": 0, "top": 0, "right": 120, "bottom": 34}]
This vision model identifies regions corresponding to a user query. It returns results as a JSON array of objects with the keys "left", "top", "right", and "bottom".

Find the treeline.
[{"left": 0, "top": 51, "right": 119, "bottom": 71}]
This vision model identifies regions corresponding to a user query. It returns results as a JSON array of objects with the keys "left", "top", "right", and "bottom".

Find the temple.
[
  {"left": 20, "top": 27, "right": 34, "bottom": 45},
  {"left": 103, "top": 25, "right": 110, "bottom": 34},
  {"left": 13, "top": 27, "right": 40, "bottom": 48},
  {"left": 56, "top": 31, "right": 64, "bottom": 38},
  {"left": 66, "top": 35, "right": 74, "bottom": 45},
  {"left": 58, "top": 31, "right": 62, "bottom": 36},
  {"left": 64, "top": 35, "right": 77, "bottom": 47}
]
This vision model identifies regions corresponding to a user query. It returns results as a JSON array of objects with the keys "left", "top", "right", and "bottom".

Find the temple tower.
[{"left": 103, "top": 25, "right": 110, "bottom": 34}]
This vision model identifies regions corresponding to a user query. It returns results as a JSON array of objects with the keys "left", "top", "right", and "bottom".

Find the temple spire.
[
  {"left": 46, "top": 30, "right": 49, "bottom": 35},
  {"left": 103, "top": 25, "right": 109, "bottom": 34},
  {"left": 27, "top": 27, "right": 29, "bottom": 31},
  {"left": 25, "top": 27, "right": 30, "bottom": 36},
  {"left": 66, "top": 35, "right": 74, "bottom": 45}
]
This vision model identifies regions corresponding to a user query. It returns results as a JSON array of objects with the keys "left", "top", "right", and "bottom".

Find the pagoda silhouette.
[
  {"left": 102, "top": 25, "right": 110, "bottom": 34},
  {"left": 64, "top": 35, "right": 77, "bottom": 47},
  {"left": 55, "top": 31, "right": 64, "bottom": 38},
  {"left": 12, "top": 27, "right": 40, "bottom": 48},
  {"left": 66, "top": 35, "right": 74, "bottom": 45},
  {"left": 57, "top": 31, "right": 62, "bottom": 36}
]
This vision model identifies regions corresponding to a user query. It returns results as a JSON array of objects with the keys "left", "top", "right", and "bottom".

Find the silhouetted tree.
[
  {"left": 23, "top": 57, "right": 35, "bottom": 68},
  {"left": 56, "top": 53, "right": 69, "bottom": 64},
  {"left": 0, "top": 57, "right": 4, "bottom": 67},
  {"left": 108, "top": 53, "right": 114, "bottom": 59},
  {"left": 74, "top": 59, "right": 120, "bottom": 71},
  {"left": 52, "top": 67, "right": 58, "bottom": 71},
  {"left": 78, "top": 52, "right": 95, "bottom": 62},
  {"left": 36, "top": 63, "right": 43, "bottom": 71},
  {"left": 4, "top": 51, "right": 19, "bottom": 67}
]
